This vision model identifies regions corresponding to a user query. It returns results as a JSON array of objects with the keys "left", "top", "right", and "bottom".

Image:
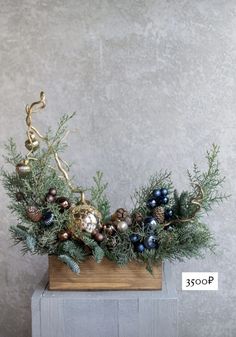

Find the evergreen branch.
[
  {"left": 90, "top": 171, "right": 111, "bottom": 221},
  {"left": 58, "top": 254, "right": 80, "bottom": 274}
]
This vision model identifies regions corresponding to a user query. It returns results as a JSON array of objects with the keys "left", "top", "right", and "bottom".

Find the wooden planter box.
[{"left": 48, "top": 255, "right": 162, "bottom": 290}]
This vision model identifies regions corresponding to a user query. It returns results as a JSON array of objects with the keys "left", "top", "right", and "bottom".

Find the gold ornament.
[
  {"left": 116, "top": 220, "right": 129, "bottom": 232},
  {"left": 16, "top": 160, "right": 31, "bottom": 177},
  {"left": 69, "top": 192, "right": 102, "bottom": 236},
  {"left": 25, "top": 132, "right": 39, "bottom": 152}
]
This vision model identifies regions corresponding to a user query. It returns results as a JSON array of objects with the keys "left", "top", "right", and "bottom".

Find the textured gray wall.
[{"left": 0, "top": 1, "right": 236, "bottom": 337}]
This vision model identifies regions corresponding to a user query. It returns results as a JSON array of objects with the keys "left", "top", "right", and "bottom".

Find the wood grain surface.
[{"left": 48, "top": 255, "right": 162, "bottom": 290}]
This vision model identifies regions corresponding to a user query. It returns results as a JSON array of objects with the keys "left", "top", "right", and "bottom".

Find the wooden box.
[{"left": 48, "top": 255, "right": 162, "bottom": 290}]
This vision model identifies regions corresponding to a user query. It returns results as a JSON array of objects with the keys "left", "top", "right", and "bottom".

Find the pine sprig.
[{"left": 90, "top": 171, "right": 111, "bottom": 221}]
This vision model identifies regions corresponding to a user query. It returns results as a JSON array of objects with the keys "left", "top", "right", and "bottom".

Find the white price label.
[{"left": 182, "top": 272, "right": 218, "bottom": 290}]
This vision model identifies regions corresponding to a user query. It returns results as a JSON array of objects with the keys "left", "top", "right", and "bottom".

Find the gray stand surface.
[{"left": 32, "top": 262, "right": 178, "bottom": 337}]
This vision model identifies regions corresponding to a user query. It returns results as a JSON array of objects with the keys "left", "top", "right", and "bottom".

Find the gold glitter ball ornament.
[{"left": 69, "top": 192, "right": 102, "bottom": 236}]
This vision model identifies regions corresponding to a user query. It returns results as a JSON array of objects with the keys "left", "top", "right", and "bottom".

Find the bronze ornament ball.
[
  {"left": 94, "top": 231, "right": 104, "bottom": 242},
  {"left": 48, "top": 188, "right": 57, "bottom": 196},
  {"left": 56, "top": 197, "right": 71, "bottom": 210}
]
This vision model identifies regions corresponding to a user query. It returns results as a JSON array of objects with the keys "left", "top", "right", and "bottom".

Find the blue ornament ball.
[
  {"left": 144, "top": 216, "right": 158, "bottom": 230},
  {"left": 144, "top": 235, "right": 158, "bottom": 249},
  {"left": 42, "top": 211, "right": 54, "bottom": 226},
  {"left": 152, "top": 189, "right": 161, "bottom": 199},
  {"left": 129, "top": 233, "right": 141, "bottom": 243},
  {"left": 162, "top": 196, "right": 169, "bottom": 205},
  {"left": 165, "top": 208, "right": 173, "bottom": 220},
  {"left": 160, "top": 188, "right": 168, "bottom": 197},
  {"left": 146, "top": 197, "right": 157, "bottom": 209},
  {"left": 135, "top": 243, "right": 145, "bottom": 253}
]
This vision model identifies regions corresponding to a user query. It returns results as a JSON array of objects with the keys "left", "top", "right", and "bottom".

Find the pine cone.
[
  {"left": 111, "top": 208, "right": 128, "bottom": 221},
  {"left": 132, "top": 211, "right": 143, "bottom": 224},
  {"left": 153, "top": 206, "right": 165, "bottom": 223}
]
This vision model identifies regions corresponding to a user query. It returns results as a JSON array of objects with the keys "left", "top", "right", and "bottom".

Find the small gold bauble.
[
  {"left": 69, "top": 192, "right": 102, "bottom": 236},
  {"left": 25, "top": 133, "right": 39, "bottom": 151},
  {"left": 117, "top": 220, "right": 129, "bottom": 232},
  {"left": 16, "top": 160, "right": 31, "bottom": 177}
]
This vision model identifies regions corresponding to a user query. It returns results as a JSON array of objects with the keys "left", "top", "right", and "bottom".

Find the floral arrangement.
[{"left": 1, "top": 93, "right": 227, "bottom": 274}]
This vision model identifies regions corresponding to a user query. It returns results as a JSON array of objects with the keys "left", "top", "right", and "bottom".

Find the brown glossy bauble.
[
  {"left": 45, "top": 193, "right": 55, "bottom": 203},
  {"left": 26, "top": 206, "right": 42, "bottom": 222},
  {"left": 48, "top": 188, "right": 57, "bottom": 197},
  {"left": 94, "top": 231, "right": 104, "bottom": 242},
  {"left": 16, "top": 161, "right": 31, "bottom": 177},
  {"left": 58, "top": 230, "right": 71, "bottom": 241},
  {"left": 56, "top": 197, "right": 71, "bottom": 210}
]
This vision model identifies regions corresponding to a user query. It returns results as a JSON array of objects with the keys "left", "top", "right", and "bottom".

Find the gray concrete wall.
[{"left": 0, "top": 1, "right": 235, "bottom": 336}]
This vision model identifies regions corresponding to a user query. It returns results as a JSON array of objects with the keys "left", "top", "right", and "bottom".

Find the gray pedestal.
[{"left": 32, "top": 263, "right": 178, "bottom": 337}]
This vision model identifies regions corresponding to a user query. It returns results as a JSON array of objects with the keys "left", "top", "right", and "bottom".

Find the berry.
[
  {"left": 162, "top": 196, "right": 169, "bottom": 205},
  {"left": 144, "top": 216, "right": 158, "bottom": 230},
  {"left": 152, "top": 189, "right": 161, "bottom": 199},
  {"left": 129, "top": 234, "right": 141, "bottom": 243},
  {"left": 165, "top": 208, "right": 173, "bottom": 220},
  {"left": 48, "top": 188, "right": 57, "bottom": 196},
  {"left": 160, "top": 188, "right": 168, "bottom": 196},
  {"left": 45, "top": 193, "right": 55, "bottom": 203},
  {"left": 144, "top": 235, "right": 158, "bottom": 249},
  {"left": 135, "top": 243, "right": 145, "bottom": 253},
  {"left": 146, "top": 197, "right": 157, "bottom": 209}
]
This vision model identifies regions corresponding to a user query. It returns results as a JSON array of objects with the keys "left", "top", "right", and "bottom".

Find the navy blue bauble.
[
  {"left": 144, "top": 216, "right": 158, "bottom": 230},
  {"left": 152, "top": 189, "right": 161, "bottom": 199},
  {"left": 160, "top": 188, "right": 168, "bottom": 197},
  {"left": 165, "top": 208, "right": 173, "bottom": 220},
  {"left": 146, "top": 197, "right": 157, "bottom": 209},
  {"left": 129, "top": 233, "right": 141, "bottom": 243},
  {"left": 135, "top": 243, "right": 145, "bottom": 253},
  {"left": 42, "top": 211, "right": 54, "bottom": 226},
  {"left": 162, "top": 196, "right": 169, "bottom": 205},
  {"left": 144, "top": 235, "right": 158, "bottom": 249}
]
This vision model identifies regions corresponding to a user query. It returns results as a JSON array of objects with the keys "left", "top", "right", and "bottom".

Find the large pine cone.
[{"left": 153, "top": 206, "right": 165, "bottom": 223}]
